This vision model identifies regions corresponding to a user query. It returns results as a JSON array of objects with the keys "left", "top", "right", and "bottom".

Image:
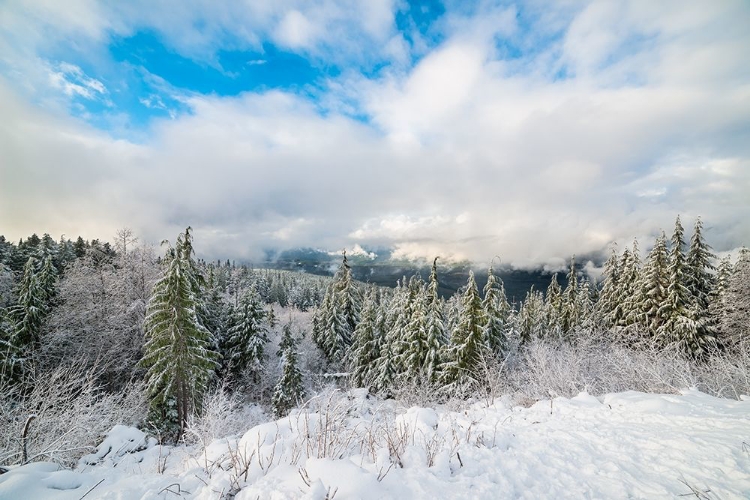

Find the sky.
[{"left": 0, "top": 0, "right": 749, "bottom": 270}]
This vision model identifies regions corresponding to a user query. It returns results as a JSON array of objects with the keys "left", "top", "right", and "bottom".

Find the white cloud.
[{"left": 0, "top": 1, "right": 749, "bottom": 268}]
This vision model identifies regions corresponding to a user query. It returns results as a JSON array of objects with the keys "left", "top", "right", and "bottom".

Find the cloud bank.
[{"left": 1, "top": 1, "right": 748, "bottom": 269}]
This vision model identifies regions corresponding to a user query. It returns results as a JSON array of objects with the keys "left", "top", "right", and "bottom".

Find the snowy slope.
[{"left": 1, "top": 388, "right": 748, "bottom": 499}]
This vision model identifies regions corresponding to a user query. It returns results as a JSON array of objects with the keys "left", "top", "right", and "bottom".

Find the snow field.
[{"left": 0, "top": 388, "right": 748, "bottom": 499}]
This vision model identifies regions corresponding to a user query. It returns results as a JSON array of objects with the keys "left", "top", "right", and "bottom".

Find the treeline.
[
  {"left": 1, "top": 218, "right": 748, "bottom": 444},
  {"left": 313, "top": 216, "right": 749, "bottom": 395},
  {"left": 0, "top": 228, "right": 331, "bottom": 437}
]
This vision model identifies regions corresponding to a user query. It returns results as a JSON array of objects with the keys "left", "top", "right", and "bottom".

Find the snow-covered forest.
[{"left": 1, "top": 220, "right": 749, "bottom": 498}]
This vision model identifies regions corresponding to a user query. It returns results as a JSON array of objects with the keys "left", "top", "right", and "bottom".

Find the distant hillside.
[{"left": 253, "top": 247, "right": 570, "bottom": 304}]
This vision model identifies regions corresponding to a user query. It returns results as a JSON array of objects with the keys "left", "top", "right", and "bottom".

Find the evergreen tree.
[
  {"left": 423, "top": 258, "right": 446, "bottom": 383},
  {"left": 619, "top": 241, "right": 642, "bottom": 329},
  {"left": 483, "top": 265, "right": 510, "bottom": 356},
  {"left": 561, "top": 257, "right": 580, "bottom": 333},
  {"left": 315, "top": 252, "right": 361, "bottom": 364},
  {"left": 443, "top": 271, "right": 487, "bottom": 385},
  {"left": 223, "top": 287, "right": 269, "bottom": 381},
  {"left": 596, "top": 246, "right": 620, "bottom": 328},
  {"left": 38, "top": 255, "right": 58, "bottom": 304},
  {"left": 544, "top": 273, "right": 562, "bottom": 336},
  {"left": 349, "top": 289, "right": 380, "bottom": 387},
  {"left": 713, "top": 255, "right": 733, "bottom": 305},
  {"left": 272, "top": 320, "right": 305, "bottom": 417},
  {"left": 140, "top": 228, "right": 219, "bottom": 438},
  {"left": 686, "top": 217, "right": 716, "bottom": 311},
  {"left": 635, "top": 232, "right": 669, "bottom": 335},
  {"left": 400, "top": 276, "right": 429, "bottom": 380},
  {"left": 657, "top": 216, "right": 715, "bottom": 356},
  {"left": 0, "top": 309, "right": 24, "bottom": 383},
  {"left": 10, "top": 257, "right": 47, "bottom": 347},
  {"left": 518, "top": 288, "right": 545, "bottom": 344}
]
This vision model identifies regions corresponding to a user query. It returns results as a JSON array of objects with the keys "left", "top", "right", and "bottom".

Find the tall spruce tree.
[
  {"left": 272, "top": 320, "right": 305, "bottom": 417},
  {"left": 423, "top": 258, "right": 446, "bottom": 383},
  {"left": 635, "top": 232, "right": 669, "bottom": 335},
  {"left": 10, "top": 257, "right": 47, "bottom": 347},
  {"left": 657, "top": 216, "right": 715, "bottom": 356},
  {"left": 443, "top": 271, "right": 487, "bottom": 385},
  {"left": 223, "top": 287, "right": 269, "bottom": 381},
  {"left": 483, "top": 265, "right": 510, "bottom": 356},
  {"left": 561, "top": 257, "right": 580, "bottom": 334},
  {"left": 597, "top": 246, "right": 620, "bottom": 328},
  {"left": 349, "top": 288, "right": 380, "bottom": 387},
  {"left": 140, "top": 228, "right": 219, "bottom": 438},
  {"left": 518, "top": 287, "right": 545, "bottom": 344},
  {"left": 545, "top": 274, "right": 563, "bottom": 336},
  {"left": 686, "top": 217, "right": 716, "bottom": 310}
]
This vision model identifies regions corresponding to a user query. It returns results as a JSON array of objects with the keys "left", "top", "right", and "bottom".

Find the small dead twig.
[
  {"left": 78, "top": 478, "right": 105, "bottom": 500},
  {"left": 159, "top": 483, "right": 189, "bottom": 496}
]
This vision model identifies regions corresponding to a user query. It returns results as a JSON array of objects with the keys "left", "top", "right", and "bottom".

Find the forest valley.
[{"left": 0, "top": 216, "right": 748, "bottom": 475}]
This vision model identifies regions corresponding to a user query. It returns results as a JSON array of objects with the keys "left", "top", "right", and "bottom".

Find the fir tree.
[
  {"left": 443, "top": 271, "right": 488, "bottom": 385},
  {"left": 272, "top": 320, "right": 305, "bottom": 417},
  {"left": 423, "top": 258, "right": 446, "bottom": 383},
  {"left": 657, "top": 216, "right": 715, "bottom": 356},
  {"left": 403, "top": 281, "right": 430, "bottom": 381},
  {"left": 223, "top": 287, "right": 269, "bottom": 381},
  {"left": 316, "top": 252, "right": 361, "bottom": 364},
  {"left": 140, "top": 228, "right": 220, "bottom": 438},
  {"left": 0, "top": 310, "right": 24, "bottom": 383},
  {"left": 518, "top": 288, "right": 545, "bottom": 344},
  {"left": 596, "top": 246, "right": 620, "bottom": 328},
  {"left": 483, "top": 265, "right": 510, "bottom": 356},
  {"left": 349, "top": 289, "right": 380, "bottom": 387},
  {"left": 686, "top": 217, "right": 716, "bottom": 311},
  {"left": 635, "top": 232, "right": 669, "bottom": 335},
  {"left": 561, "top": 257, "right": 579, "bottom": 333},
  {"left": 544, "top": 273, "right": 563, "bottom": 336},
  {"left": 10, "top": 257, "right": 47, "bottom": 347}
]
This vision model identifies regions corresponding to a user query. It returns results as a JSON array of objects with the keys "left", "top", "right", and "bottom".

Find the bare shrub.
[
  {"left": 183, "top": 386, "right": 266, "bottom": 447},
  {"left": 0, "top": 363, "right": 146, "bottom": 467},
  {"left": 502, "top": 332, "right": 750, "bottom": 400}
]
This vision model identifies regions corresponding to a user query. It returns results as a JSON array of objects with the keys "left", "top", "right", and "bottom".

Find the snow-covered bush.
[
  {"left": 502, "top": 333, "right": 750, "bottom": 400},
  {"left": 183, "top": 387, "right": 266, "bottom": 447},
  {"left": 0, "top": 363, "right": 146, "bottom": 467}
]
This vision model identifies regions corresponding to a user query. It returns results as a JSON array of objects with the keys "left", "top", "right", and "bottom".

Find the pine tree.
[
  {"left": 657, "top": 216, "right": 715, "bottom": 356},
  {"left": 423, "top": 258, "right": 446, "bottom": 383},
  {"left": 685, "top": 217, "right": 716, "bottom": 310},
  {"left": 483, "top": 265, "right": 510, "bottom": 356},
  {"left": 349, "top": 289, "right": 380, "bottom": 387},
  {"left": 223, "top": 287, "right": 269, "bottom": 381},
  {"left": 619, "top": 240, "right": 642, "bottom": 329},
  {"left": 596, "top": 246, "right": 620, "bottom": 328},
  {"left": 443, "top": 271, "right": 488, "bottom": 385},
  {"left": 518, "top": 288, "right": 545, "bottom": 344},
  {"left": 316, "top": 252, "right": 360, "bottom": 364},
  {"left": 403, "top": 281, "right": 430, "bottom": 381},
  {"left": 39, "top": 253, "right": 58, "bottom": 294},
  {"left": 561, "top": 257, "right": 580, "bottom": 334},
  {"left": 713, "top": 256, "right": 733, "bottom": 305},
  {"left": 0, "top": 309, "right": 24, "bottom": 383},
  {"left": 544, "top": 273, "right": 562, "bottom": 336},
  {"left": 10, "top": 257, "right": 47, "bottom": 347},
  {"left": 140, "top": 228, "right": 220, "bottom": 438},
  {"left": 272, "top": 320, "right": 305, "bottom": 417},
  {"left": 635, "top": 232, "right": 669, "bottom": 335}
]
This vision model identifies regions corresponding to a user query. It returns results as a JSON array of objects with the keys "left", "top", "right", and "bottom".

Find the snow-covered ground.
[{"left": 1, "top": 388, "right": 749, "bottom": 499}]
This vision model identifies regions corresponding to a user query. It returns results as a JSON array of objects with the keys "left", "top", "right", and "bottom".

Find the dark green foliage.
[
  {"left": 140, "top": 228, "right": 220, "bottom": 438},
  {"left": 272, "top": 320, "right": 305, "bottom": 417}
]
